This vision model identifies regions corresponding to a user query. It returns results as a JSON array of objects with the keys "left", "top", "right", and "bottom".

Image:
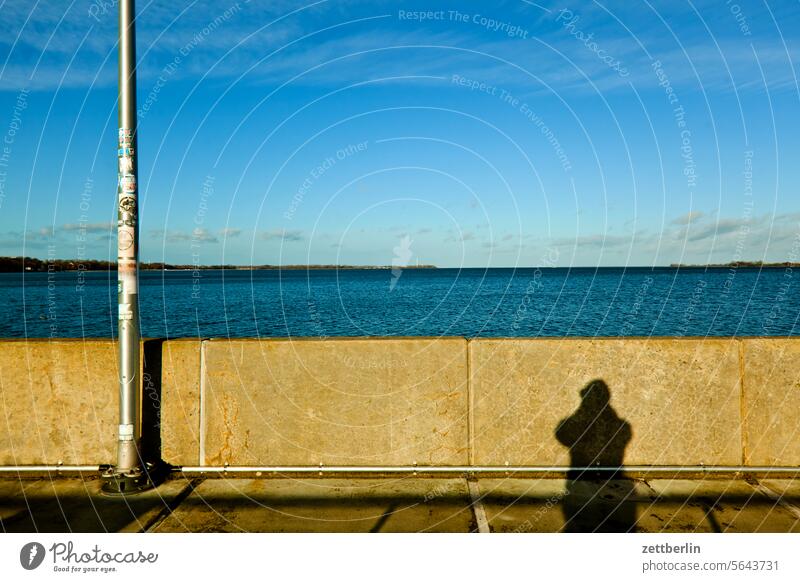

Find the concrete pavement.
[{"left": 1, "top": 475, "right": 798, "bottom": 533}]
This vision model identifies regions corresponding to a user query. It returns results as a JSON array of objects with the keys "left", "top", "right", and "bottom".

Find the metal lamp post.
[{"left": 102, "top": 0, "right": 152, "bottom": 494}]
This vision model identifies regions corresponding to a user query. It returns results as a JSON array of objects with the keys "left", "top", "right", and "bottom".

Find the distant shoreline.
[
  {"left": 0, "top": 256, "right": 438, "bottom": 272},
  {"left": 669, "top": 261, "right": 800, "bottom": 269},
  {"left": 0, "top": 256, "right": 797, "bottom": 273}
]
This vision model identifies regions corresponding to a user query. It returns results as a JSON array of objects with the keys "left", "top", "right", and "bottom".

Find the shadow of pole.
[{"left": 140, "top": 339, "right": 167, "bottom": 473}]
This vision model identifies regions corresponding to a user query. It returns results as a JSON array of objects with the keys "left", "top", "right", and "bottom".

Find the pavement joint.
[
  {"left": 141, "top": 478, "right": 204, "bottom": 533},
  {"left": 467, "top": 479, "right": 490, "bottom": 533}
]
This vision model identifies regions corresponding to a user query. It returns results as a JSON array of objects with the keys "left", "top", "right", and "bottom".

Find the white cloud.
[
  {"left": 3, "top": 2, "right": 798, "bottom": 94},
  {"left": 260, "top": 228, "right": 303, "bottom": 242},
  {"left": 219, "top": 227, "right": 242, "bottom": 238},
  {"left": 671, "top": 211, "right": 704, "bottom": 226},
  {"left": 61, "top": 222, "right": 113, "bottom": 233},
  {"left": 148, "top": 227, "right": 218, "bottom": 243}
]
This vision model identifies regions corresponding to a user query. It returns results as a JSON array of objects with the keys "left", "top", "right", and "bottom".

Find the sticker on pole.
[
  {"left": 118, "top": 128, "right": 133, "bottom": 146},
  {"left": 120, "top": 175, "right": 136, "bottom": 193},
  {"left": 118, "top": 229, "right": 134, "bottom": 252},
  {"left": 118, "top": 424, "right": 134, "bottom": 441},
  {"left": 119, "top": 156, "right": 133, "bottom": 174},
  {"left": 118, "top": 303, "right": 133, "bottom": 321}
]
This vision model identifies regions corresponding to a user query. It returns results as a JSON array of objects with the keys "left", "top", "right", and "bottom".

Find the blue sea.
[{"left": 0, "top": 267, "right": 798, "bottom": 338}]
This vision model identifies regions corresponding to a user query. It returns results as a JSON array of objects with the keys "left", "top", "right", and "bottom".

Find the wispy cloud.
[
  {"left": 61, "top": 221, "right": 114, "bottom": 232},
  {"left": 260, "top": 228, "right": 304, "bottom": 242},
  {"left": 686, "top": 217, "right": 746, "bottom": 242},
  {"left": 149, "top": 227, "right": 218, "bottom": 243},
  {"left": 191, "top": 227, "right": 218, "bottom": 243},
  {"left": 3, "top": 2, "right": 798, "bottom": 94},
  {"left": 0, "top": 222, "right": 115, "bottom": 253},
  {"left": 219, "top": 227, "right": 242, "bottom": 238},
  {"left": 444, "top": 229, "right": 476, "bottom": 243},
  {"left": 671, "top": 211, "right": 704, "bottom": 226},
  {"left": 547, "top": 210, "right": 800, "bottom": 264}
]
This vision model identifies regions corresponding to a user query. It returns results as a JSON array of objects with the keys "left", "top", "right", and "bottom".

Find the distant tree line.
[
  {"left": 0, "top": 256, "right": 231, "bottom": 272},
  {"left": 0, "top": 256, "right": 438, "bottom": 272},
  {"left": 0, "top": 256, "right": 113, "bottom": 272},
  {"left": 670, "top": 261, "right": 800, "bottom": 268}
]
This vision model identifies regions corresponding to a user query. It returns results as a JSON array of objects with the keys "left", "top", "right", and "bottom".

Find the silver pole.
[
  {"left": 103, "top": 0, "right": 147, "bottom": 494},
  {"left": 117, "top": 0, "right": 139, "bottom": 472}
]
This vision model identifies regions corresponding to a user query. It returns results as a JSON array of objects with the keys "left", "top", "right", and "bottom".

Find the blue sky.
[{"left": 0, "top": 0, "right": 798, "bottom": 267}]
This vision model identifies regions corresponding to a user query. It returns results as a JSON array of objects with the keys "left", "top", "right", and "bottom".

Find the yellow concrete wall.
[
  {"left": 741, "top": 338, "right": 800, "bottom": 466},
  {"left": 470, "top": 339, "right": 743, "bottom": 467},
  {"left": 0, "top": 339, "right": 200, "bottom": 466},
  {"left": 200, "top": 338, "right": 469, "bottom": 466},
  {"left": 0, "top": 340, "right": 117, "bottom": 465},
  {"left": 159, "top": 340, "right": 202, "bottom": 466},
  {"left": 0, "top": 337, "right": 798, "bottom": 468}
]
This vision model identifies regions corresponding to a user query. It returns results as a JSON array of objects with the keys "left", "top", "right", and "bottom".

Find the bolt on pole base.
[
  {"left": 100, "top": 461, "right": 168, "bottom": 496},
  {"left": 100, "top": 467, "right": 150, "bottom": 496}
]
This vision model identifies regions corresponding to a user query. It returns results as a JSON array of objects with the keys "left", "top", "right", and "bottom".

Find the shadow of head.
[{"left": 580, "top": 377, "right": 610, "bottom": 405}]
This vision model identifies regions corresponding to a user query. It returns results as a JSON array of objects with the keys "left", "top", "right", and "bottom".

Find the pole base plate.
[{"left": 100, "top": 462, "right": 168, "bottom": 496}]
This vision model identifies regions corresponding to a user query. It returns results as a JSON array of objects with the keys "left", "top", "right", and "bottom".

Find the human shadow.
[{"left": 555, "top": 379, "right": 636, "bottom": 532}]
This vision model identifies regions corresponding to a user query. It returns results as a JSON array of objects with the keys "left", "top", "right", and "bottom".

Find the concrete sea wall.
[{"left": 0, "top": 338, "right": 797, "bottom": 467}]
